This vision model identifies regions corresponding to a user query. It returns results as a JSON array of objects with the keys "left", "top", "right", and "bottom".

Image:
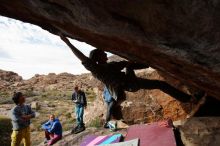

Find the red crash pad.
[{"left": 124, "top": 122, "right": 176, "bottom": 146}]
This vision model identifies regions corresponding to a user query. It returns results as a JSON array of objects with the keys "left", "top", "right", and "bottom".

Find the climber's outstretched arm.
[{"left": 60, "top": 34, "right": 88, "bottom": 62}]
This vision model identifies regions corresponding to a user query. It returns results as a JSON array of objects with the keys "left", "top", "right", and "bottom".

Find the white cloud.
[
  {"left": 0, "top": 48, "right": 11, "bottom": 58},
  {"left": 0, "top": 16, "right": 99, "bottom": 79}
]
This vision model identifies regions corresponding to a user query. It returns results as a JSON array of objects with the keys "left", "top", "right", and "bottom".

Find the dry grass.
[{"left": 88, "top": 117, "right": 102, "bottom": 128}]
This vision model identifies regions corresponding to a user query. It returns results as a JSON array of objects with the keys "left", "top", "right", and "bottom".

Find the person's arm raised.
[{"left": 60, "top": 34, "right": 88, "bottom": 62}]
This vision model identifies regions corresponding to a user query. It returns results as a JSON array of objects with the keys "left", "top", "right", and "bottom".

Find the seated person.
[{"left": 42, "top": 114, "right": 62, "bottom": 145}]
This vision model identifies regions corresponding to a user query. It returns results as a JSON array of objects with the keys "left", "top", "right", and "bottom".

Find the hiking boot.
[
  {"left": 81, "top": 123, "right": 85, "bottom": 128},
  {"left": 74, "top": 126, "right": 85, "bottom": 134},
  {"left": 71, "top": 125, "right": 80, "bottom": 134}
]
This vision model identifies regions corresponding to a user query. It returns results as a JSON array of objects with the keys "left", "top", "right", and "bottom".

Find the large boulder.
[
  {"left": 31, "top": 101, "right": 40, "bottom": 110},
  {"left": 84, "top": 68, "right": 197, "bottom": 125},
  {"left": 177, "top": 117, "right": 220, "bottom": 146}
]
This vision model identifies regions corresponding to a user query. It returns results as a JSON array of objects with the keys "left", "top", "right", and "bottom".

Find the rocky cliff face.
[{"left": 0, "top": 0, "right": 220, "bottom": 99}]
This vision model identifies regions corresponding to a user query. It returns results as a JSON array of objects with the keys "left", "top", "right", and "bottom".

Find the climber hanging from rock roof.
[{"left": 59, "top": 34, "right": 204, "bottom": 103}]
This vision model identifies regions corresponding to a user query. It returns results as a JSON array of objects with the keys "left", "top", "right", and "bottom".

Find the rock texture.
[
  {"left": 84, "top": 68, "right": 197, "bottom": 125},
  {"left": 0, "top": 69, "right": 22, "bottom": 92},
  {"left": 177, "top": 117, "right": 220, "bottom": 146},
  {"left": 0, "top": 1, "right": 220, "bottom": 99}
]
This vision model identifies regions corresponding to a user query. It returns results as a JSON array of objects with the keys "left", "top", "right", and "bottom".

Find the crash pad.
[
  {"left": 96, "top": 138, "right": 139, "bottom": 146},
  {"left": 124, "top": 122, "right": 176, "bottom": 146},
  {"left": 80, "top": 133, "right": 122, "bottom": 146}
]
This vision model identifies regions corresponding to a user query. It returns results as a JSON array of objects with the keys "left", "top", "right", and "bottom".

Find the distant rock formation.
[
  {"left": 0, "top": 69, "right": 22, "bottom": 82},
  {"left": 0, "top": 70, "right": 100, "bottom": 98},
  {"left": 0, "top": 68, "right": 199, "bottom": 124}
]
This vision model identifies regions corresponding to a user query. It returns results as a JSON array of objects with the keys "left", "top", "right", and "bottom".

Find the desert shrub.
[
  {"left": 0, "top": 92, "right": 13, "bottom": 104},
  {"left": 62, "top": 91, "right": 73, "bottom": 100},
  {"left": 24, "top": 89, "right": 37, "bottom": 97},
  {"left": 85, "top": 89, "right": 96, "bottom": 102},
  {"left": 89, "top": 117, "right": 102, "bottom": 128},
  {"left": 54, "top": 108, "right": 67, "bottom": 117},
  {"left": 48, "top": 104, "right": 56, "bottom": 108},
  {"left": 65, "top": 112, "right": 72, "bottom": 119},
  {"left": 61, "top": 118, "right": 75, "bottom": 131},
  {"left": 0, "top": 97, "right": 13, "bottom": 104},
  {"left": 0, "top": 92, "right": 10, "bottom": 98}
]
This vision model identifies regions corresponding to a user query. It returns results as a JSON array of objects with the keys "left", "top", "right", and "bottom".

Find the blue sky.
[{"left": 0, "top": 16, "right": 100, "bottom": 79}]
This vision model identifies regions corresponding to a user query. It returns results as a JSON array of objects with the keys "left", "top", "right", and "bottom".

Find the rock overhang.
[{"left": 0, "top": 0, "right": 219, "bottom": 99}]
